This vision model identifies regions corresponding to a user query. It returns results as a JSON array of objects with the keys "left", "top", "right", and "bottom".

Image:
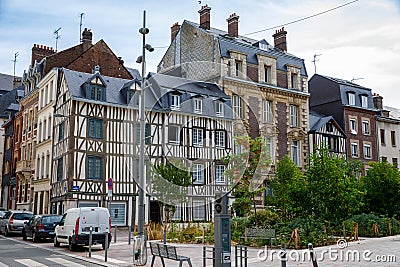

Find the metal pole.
[
  {"left": 244, "top": 247, "right": 247, "bottom": 267},
  {"left": 114, "top": 225, "right": 117, "bottom": 243},
  {"left": 128, "top": 225, "right": 131, "bottom": 245},
  {"left": 280, "top": 243, "right": 286, "bottom": 267},
  {"left": 105, "top": 232, "right": 108, "bottom": 262},
  {"left": 89, "top": 226, "right": 92, "bottom": 258},
  {"left": 137, "top": 9, "right": 146, "bottom": 238},
  {"left": 163, "top": 228, "right": 166, "bottom": 244},
  {"left": 308, "top": 243, "right": 319, "bottom": 267}
]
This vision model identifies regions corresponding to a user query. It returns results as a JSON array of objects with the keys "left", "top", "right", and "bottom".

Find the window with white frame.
[
  {"left": 194, "top": 98, "right": 202, "bottom": 114},
  {"left": 232, "top": 94, "right": 243, "bottom": 119},
  {"left": 362, "top": 120, "right": 370, "bottom": 135},
  {"left": 264, "top": 65, "right": 272, "bottom": 84},
  {"left": 349, "top": 118, "right": 357, "bottom": 134},
  {"left": 361, "top": 95, "right": 368, "bottom": 108},
  {"left": 192, "top": 128, "right": 203, "bottom": 147},
  {"left": 265, "top": 137, "right": 274, "bottom": 161},
  {"left": 364, "top": 143, "right": 371, "bottom": 159},
  {"left": 192, "top": 164, "right": 203, "bottom": 184},
  {"left": 216, "top": 101, "right": 224, "bottom": 117},
  {"left": 233, "top": 135, "right": 243, "bottom": 155},
  {"left": 172, "top": 206, "right": 182, "bottom": 221},
  {"left": 348, "top": 92, "right": 356, "bottom": 105},
  {"left": 351, "top": 142, "right": 359, "bottom": 157},
  {"left": 291, "top": 140, "right": 300, "bottom": 166},
  {"left": 171, "top": 94, "right": 181, "bottom": 110},
  {"left": 215, "top": 165, "right": 226, "bottom": 184},
  {"left": 291, "top": 73, "right": 298, "bottom": 89},
  {"left": 235, "top": 60, "right": 242, "bottom": 77},
  {"left": 168, "top": 125, "right": 180, "bottom": 144},
  {"left": 289, "top": 105, "right": 299, "bottom": 127},
  {"left": 192, "top": 200, "right": 205, "bottom": 221},
  {"left": 215, "top": 130, "right": 225, "bottom": 148},
  {"left": 262, "top": 100, "right": 273, "bottom": 123}
]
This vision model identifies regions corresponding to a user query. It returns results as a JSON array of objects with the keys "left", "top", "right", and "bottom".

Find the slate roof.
[
  {"left": 185, "top": 20, "right": 307, "bottom": 76},
  {"left": 0, "top": 73, "right": 18, "bottom": 92},
  {"left": 62, "top": 68, "right": 232, "bottom": 120},
  {"left": 0, "top": 85, "right": 24, "bottom": 119},
  {"left": 309, "top": 110, "right": 345, "bottom": 136}
]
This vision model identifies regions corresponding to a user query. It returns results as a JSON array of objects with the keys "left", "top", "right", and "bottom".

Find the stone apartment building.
[
  {"left": 158, "top": 5, "right": 310, "bottom": 172},
  {"left": 309, "top": 74, "right": 378, "bottom": 170},
  {"left": 373, "top": 94, "right": 400, "bottom": 168}
]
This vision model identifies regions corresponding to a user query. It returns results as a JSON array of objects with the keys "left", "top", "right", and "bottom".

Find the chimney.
[
  {"left": 31, "top": 44, "right": 55, "bottom": 67},
  {"left": 198, "top": 5, "right": 211, "bottom": 30},
  {"left": 272, "top": 27, "right": 287, "bottom": 52},
  {"left": 171, "top": 22, "right": 181, "bottom": 42},
  {"left": 227, "top": 13, "right": 239, "bottom": 38},
  {"left": 82, "top": 28, "right": 93, "bottom": 51},
  {"left": 373, "top": 93, "right": 383, "bottom": 110}
]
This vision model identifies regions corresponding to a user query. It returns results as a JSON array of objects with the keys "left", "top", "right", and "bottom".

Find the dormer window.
[
  {"left": 291, "top": 73, "right": 298, "bottom": 89},
  {"left": 348, "top": 92, "right": 356, "bottom": 105},
  {"left": 216, "top": 101, "right": 224, "bottom": 117},
  {"left": 264, "top": 65, "right": 272, "bottom": 84},
  {"left": 235, "top": 60, "right": 242, "bottom": 77},
  {"left": 171, "top": 94, "right": 181, "bottom": 110},
  {"left": 90, "top": 84, "right": 103, "bottom": 101},
  {"left": 360, "top": 95, "right": 368, "bottom": 108},
  {"left": 193, "top": 98, "right": 202, "bottom": 114}
]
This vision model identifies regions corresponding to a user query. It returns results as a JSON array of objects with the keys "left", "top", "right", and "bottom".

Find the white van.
[{"left": 54, "top": 207, "right": 111, "bottom": 251}]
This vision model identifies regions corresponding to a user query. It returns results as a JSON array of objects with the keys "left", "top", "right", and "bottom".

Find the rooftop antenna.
[
  {"left": 351, "top": 77, "right": 364, "bottom": 83},
  {"left": 79, "top": 12, "right": 85, "bottom": 42},
  {"left": 54, "top": 27, "right": 61, "bottom": 52},
  {"left": 12, "top": 52, "right": 19, "bottom": 85},
  {"left": 312, "top": 54, "right": 322, "bottom": 74}
]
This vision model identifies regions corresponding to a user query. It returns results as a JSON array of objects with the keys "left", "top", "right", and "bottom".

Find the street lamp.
[{"left": 134, "top": 10, "right": 154, "bottom": 266}]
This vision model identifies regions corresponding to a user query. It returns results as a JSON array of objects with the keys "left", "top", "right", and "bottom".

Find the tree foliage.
[{"left": 361, "top": 161, "right": 400, "bottom": 217}]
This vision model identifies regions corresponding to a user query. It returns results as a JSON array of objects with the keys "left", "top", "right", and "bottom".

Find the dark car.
[
  {"left": 0, "top": 210, "right": 34, "bottom": 236},
  {"left": 22, "top": 214, "right": 62, "bottom": 242}
]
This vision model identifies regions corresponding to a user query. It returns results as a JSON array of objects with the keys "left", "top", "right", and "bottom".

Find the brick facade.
[{"left": 276, "top": 102, "right": 288, "bottom": 160}]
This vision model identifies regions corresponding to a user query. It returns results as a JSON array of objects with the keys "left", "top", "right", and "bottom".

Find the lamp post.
[{"left": 134, "top": 10, "right": 154, "bottom": 266}]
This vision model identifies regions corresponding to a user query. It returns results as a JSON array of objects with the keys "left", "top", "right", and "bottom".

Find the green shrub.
[{"left": 344, "top": 213, "right": 400, "bottom": 237}]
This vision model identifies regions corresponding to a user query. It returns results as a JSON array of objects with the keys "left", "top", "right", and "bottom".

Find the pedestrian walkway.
[{"left": 83, "top": 228, "right": 400, "bottom": 266}]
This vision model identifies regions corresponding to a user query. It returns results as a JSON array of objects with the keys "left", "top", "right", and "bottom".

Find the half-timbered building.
[
  {"left": 308, "top": 110, "right": 347, "bottom": 156},
  {"left": 51, "top": 67, "right": 232, "bottom": 224}
]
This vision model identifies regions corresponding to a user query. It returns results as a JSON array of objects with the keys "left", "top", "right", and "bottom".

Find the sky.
[{"left": 0, "top": 0, "right": 399, "bottom": 107}]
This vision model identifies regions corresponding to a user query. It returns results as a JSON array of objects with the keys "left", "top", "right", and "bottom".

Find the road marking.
[
  {"left": 46, "top": 257, "right": 86, "bottom": 267},
  {"left": 14, "top": 259, "right": 47, "bottom": 267},
  {"left": 90, "top": 254, "right": 127, "bottom": 264},
  {"left": 0, "top": 262, "right": 9, "bottom": 267}
]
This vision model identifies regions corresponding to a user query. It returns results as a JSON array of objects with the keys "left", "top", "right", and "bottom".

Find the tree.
[
  {"left": 223, "top": 136, "right": 272, "bottom": 222},
  {"left": 305, "top": 148, "right": 365, "bottom": 224},
  {"left": 150, "top": 159, "right": 192, "bottom": 222},
  {"left": 271, "top": 156, "right": 309, "bottom": 220},
  {"left": 361, "top": 161, "right": 400, "bottom": 217}
]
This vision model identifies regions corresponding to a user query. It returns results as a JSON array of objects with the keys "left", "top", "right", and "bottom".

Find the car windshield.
[
  {"left": 42, "top": 215, "right": 62, "bottom": 223},
  {"left": 12, "top": 213, "right": 33, "bottom": 220}
]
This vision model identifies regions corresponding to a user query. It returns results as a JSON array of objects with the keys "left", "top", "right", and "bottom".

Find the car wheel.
[
  {"left": 22, "top": 230, "right": 27, "bottom": 241},
  {"left": 68, "top": 238, "right": 76, "bottom": 251},
  {"left": 32, "top": 232, "right": 39, "bottom": 243},
  {"left": 53, "top": 236, "right": 60, "bottom": 247}
]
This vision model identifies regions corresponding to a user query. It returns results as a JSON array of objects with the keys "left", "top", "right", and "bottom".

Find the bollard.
[
  {"left": 105, "top": 232, "right": 108, "bottom": 262},
  {"left": 280, "top": 243, "right": 287, "bottom": 267},
  {"left": 88, "top": 226, "right": 93, "bottom": 258},
  {"left": 308, "top": 243, "right": 319, "bottom": 267},
  {"left": 114, "top": 225, "right": 117, "bottom": 243},
  {"left": 128, "top": 225, "right": 131, "bottom": 245},
  {"left": 244, "top": 246, "right": 248, "bottom": 267},
  {"left": 163, "top": 229, "right": 167, "bottom": 244}
]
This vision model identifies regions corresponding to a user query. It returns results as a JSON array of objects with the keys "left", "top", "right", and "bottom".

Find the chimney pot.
[
  {"left": 227, "top": 13, "right": 239, "bottom": 38},
  {"left": 171, "top": 22, "right": 181, "bottom": 43},
  {"left": 272, "top": 27, "right": 288, "bottom": 51},
  {"left": 198, "top": 4, "right": 211, "bottom": 30}
]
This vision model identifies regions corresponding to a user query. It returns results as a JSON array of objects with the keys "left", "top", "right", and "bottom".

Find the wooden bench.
[
  {"left": 240, "top": 228, "right": 276, "bottom": 246},
  {"left": 150, "top": 242, "right": 192, "bottom": 267}
]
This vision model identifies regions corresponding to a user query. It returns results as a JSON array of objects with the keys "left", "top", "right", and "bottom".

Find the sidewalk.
[{"left": 81, "top": 228, "right": 400, "bottom": 267}]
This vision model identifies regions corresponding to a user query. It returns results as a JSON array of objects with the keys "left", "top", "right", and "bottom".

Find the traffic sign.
[{"left": 108, "top": 178, "right": 113, "bottom": 190}]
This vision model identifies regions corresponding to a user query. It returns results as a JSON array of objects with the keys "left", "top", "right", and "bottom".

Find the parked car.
[
  {"left": 22, "top": 214, "right": 62, "bottom": 242},
  {"left": 0, "top": 211, "right": 7, "bottom": 219},
  {"left": 0, "top": 210, "right": 34, "bottom": 236},
  {"left": 54, "top": 207, "right": 111, "bottom": 251}
]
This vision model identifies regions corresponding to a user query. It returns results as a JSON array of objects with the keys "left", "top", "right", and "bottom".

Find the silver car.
[{"left": 0, "top": 210, "right": 34, "bottom": 236}]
